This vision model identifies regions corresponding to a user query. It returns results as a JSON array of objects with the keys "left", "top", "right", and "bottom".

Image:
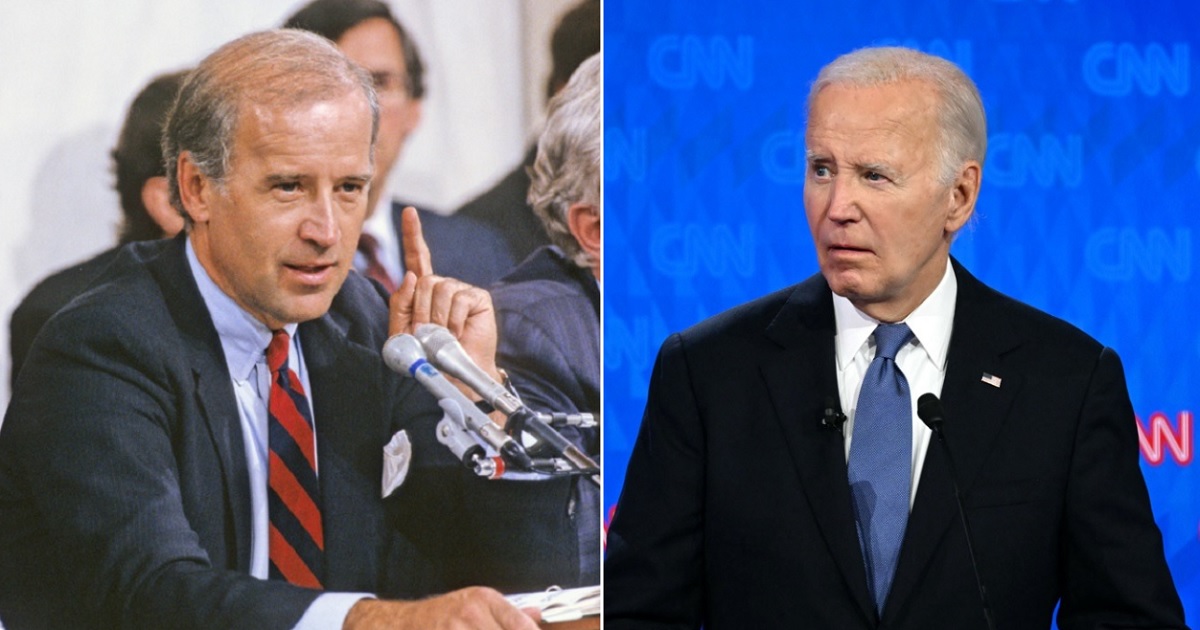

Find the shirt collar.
[
  {"left": 832, "top": 261, "right": 958, "bottom": 370},
  {"left": 186, "top": 239, "right": 299, "bottom": 382}
]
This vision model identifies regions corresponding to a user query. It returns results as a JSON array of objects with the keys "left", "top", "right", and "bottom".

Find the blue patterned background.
[{"left": 603, "top": 0, "right": 1198, "bottom": 619}]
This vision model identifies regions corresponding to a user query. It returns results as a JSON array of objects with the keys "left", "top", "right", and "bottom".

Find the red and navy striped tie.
[{"left": 266, "top": 330, "right": 324, "bottom": 588}]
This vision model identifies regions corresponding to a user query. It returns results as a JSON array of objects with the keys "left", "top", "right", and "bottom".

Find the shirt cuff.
[{"left": 293, "top": 592, "right": 374, "bottom": 630}]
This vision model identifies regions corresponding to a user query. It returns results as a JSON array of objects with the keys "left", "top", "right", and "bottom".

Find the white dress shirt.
[{"left": 833, "top": 261, "right": 958, "bottom": 508}]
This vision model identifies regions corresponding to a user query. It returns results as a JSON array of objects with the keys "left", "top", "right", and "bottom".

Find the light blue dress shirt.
[{"left": 186, "top": 241, "right": 369, "bottom": 628}]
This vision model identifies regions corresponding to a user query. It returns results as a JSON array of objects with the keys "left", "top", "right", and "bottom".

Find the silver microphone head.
[
  {"left": 415, "top": 323, "right": 457, "bottom": 358},
  {"left": 414, "top": 323, "right": 520, "bottom": 416},
  {"left": 382, "top": 334, "right": 427, "bottom": 376}
]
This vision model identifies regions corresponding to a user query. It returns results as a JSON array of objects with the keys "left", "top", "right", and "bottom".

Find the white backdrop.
[{"left": 0, "top": 0, "right": 577, "bottom": 406}]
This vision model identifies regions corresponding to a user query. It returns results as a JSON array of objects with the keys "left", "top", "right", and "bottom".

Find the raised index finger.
[{"left": 400, "top": 205, "right": 433, "bottom": 277}]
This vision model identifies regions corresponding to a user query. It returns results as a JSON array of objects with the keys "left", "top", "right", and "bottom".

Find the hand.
[
  {"left": 389, "top": 206, "right": 502, "bottom": 388},
  {"left": 343, "top": 587, "right": 542, "bottom": 630},
  {"left": 389, "top": 271, "right": 499, "bottom": 381}
]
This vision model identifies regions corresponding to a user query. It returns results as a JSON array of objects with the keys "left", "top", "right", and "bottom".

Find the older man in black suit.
[
  {"left": 0, "top": 30, "right": 573, "bottom": 630},
  {"left": 491, "top": 52, "right": 602, "bottom": 587},
  {"left": 604, "top": 47, "right": 1186, "bottom": 629}
]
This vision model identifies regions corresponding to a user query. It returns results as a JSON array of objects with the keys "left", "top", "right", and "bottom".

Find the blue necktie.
[{"left": 848, "top": 323, "right": 914, "bottom": 613}]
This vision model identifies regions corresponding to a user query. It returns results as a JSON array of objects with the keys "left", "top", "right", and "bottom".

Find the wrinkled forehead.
[
  {"left": 807, "top": 80, "right": 940, "bottom": 138},
  {"left": 227, "top": 91, "right": 375, "bottom": 162},
  {"left": 231, "top": 81, "right": 375, "bottom": 147}
]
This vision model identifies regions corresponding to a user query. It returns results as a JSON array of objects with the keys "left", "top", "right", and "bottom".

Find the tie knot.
[
  {"left": 267, "top": 330, "right": 290, "bottom": 373},
  {"left": 873, "top": 323, "right": 912, "bottom": 360}
]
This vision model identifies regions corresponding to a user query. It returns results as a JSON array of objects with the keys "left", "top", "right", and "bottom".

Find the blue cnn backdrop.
[{"left": 603, "top": 0, "right": 1199, "bottom": 619}]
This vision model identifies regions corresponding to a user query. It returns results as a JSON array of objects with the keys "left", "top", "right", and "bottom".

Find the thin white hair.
[
  {"left": 808, "top": 46, "right": 987, "bottom": 185},
  {"left": 528, "top": 52, "right": 602, "bottom": 268}
]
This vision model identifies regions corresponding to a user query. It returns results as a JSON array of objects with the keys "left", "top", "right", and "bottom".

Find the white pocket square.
[{"left": 381, "top": 429, "right": 412, "bottom": 498}]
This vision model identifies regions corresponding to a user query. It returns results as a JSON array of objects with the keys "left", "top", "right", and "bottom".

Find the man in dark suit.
[
  {"left": 0, "top": 30, "right": 572, "bottom": 630},
  {"left": 491, "top": 53, "right": 602, "bottom": 586},
  {"left": 9, "top": 70, "right": 188, "bottom": 387},
  {"left": 604, "top": 47, "right": 1187, "bottom": 629}
]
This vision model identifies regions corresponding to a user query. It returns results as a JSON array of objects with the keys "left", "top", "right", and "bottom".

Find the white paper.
[{"left": 506, "top": 585, "right": 601, "bottom": 623}]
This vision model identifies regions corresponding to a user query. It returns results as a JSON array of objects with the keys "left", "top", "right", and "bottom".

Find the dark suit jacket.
[
  {"left": 492, "top": 245, "right": 600, "bottom": 423},
  {"left": 492, "top": 246, "right": 601, "bottom": 586},
  {"left": 450, "top": 147, "right": 552, "bottom": 285},
  {"left": 604, "top": 260, "right": 1186, "bottom": 629},
  {"left": 0, "top": 237, "right": 577, "bottom": 630},
  {"left": 9, "top": 246, "right": 122, "bottom": 388}
]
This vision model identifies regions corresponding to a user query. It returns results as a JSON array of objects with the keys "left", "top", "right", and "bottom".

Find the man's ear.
[
  {"left": 176, "top": 151, "right": 214, "bottom": 225},
  {"left": 567, "top": 202, "right": 601, "bottom": 265},
  {"left": 946, "top": 161, "right": 980, "bottom": 234},
  {"left": 140, "top": 176, "right": 185, "bottom": 237}
]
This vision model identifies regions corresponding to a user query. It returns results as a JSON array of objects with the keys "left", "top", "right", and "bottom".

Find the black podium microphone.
[
  {"left": 917, "top": 393, "right": 997, "bottom": 630},
  {"left": 821, "top": 396, "right": 846, "bottom": 433}
]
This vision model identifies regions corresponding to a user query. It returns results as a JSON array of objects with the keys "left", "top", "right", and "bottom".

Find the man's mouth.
[{"left": 284, "top": 262, "right": 337, "bottom": 284}]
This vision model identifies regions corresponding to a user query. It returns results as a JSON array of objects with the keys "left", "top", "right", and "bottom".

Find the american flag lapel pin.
[{"left": 981, "top": 372, "right": 1002, "bottom": 388}]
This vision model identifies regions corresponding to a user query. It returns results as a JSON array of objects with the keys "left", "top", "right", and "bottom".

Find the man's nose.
[
  {"left": 299, "top": 193, "right": 339, "bottom": 247},
  {"left": 824, "top": 176, "right": 861, "bottom": 223}
]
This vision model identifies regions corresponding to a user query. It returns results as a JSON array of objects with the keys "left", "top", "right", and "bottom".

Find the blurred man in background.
[
  {"left": 284, "top": 0, "right": 513, "bottom": 289},
  {"left": 9, "top": 70, "right": 188, "bottom": 386}
]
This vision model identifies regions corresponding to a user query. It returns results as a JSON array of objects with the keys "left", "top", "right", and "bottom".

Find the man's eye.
[
  {"left": 811, "top": 165, "right": 831, "bottom": 177},
  {"left": 864, "top": 171, "right": 887, "bottom": 182},
  {"left": 276, "top": 181, "right": 300, "bottom": 193},
  {"left": 339, "top": 182, "right": 364, "bottom": 194}
]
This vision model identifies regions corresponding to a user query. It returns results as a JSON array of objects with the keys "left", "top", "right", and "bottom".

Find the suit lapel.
[
  {"left": 301, "top": 311, "right": 388, "bottom": 588},
  {"left": 151, "top": 236, "right": 253, "bottom": 571},
  {"left": 885, "top": 260, "right": 1022, "bottom": 618},
  {"left": 759, "top": 278, "right": 878, "bottom": 623}
]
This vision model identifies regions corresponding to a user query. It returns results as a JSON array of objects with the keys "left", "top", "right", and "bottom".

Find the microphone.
[
  {"left": 821, "top": 396, "right": 846, "bottom": 433},
  {"left": 415, "top": 323, "right": 521, "bottom": 415},
  {"left": 916, "top": 393, "right": 996, "bottom": 630},
  {"left": 382, "top": 334, "right": 533, "bottom": 471},
  {"left": 415, "top": 324, "right": 600, "bottom": 485}
]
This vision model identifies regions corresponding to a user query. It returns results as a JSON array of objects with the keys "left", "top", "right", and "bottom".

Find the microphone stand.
[
  {"left": 918, "top": 394, "right": 997, "bottom": 630},
  {"left": 507, "top": 407, "right": 600, "bottom": 487}
]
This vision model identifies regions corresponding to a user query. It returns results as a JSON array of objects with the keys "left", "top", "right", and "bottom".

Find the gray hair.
[
  {"left": 808, "top": 46, "right": 987, "bottom": 185},
  {"left": 528, "top": 52, "right": 602, "bottom": 268},
  {"left": 163, "top": 29, "right": 380, "bottom": 223}
]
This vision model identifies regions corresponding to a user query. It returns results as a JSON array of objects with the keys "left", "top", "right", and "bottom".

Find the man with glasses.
[{"left": 284, "top": 0, "right": 500, "bottom": 288}]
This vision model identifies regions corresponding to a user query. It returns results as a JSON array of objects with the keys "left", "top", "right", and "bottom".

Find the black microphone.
[
  {"left": 917, "top": 393, "right": 996, "bottom": 630},
  {"left": 382, "top": 334, "right": 533, "bottom": 472},
  {"left": 415, "top": 323, "right": 599, "bottom": 485},
  {"left": 821, "top": 396, "right": 846, "bottom": 433}
]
